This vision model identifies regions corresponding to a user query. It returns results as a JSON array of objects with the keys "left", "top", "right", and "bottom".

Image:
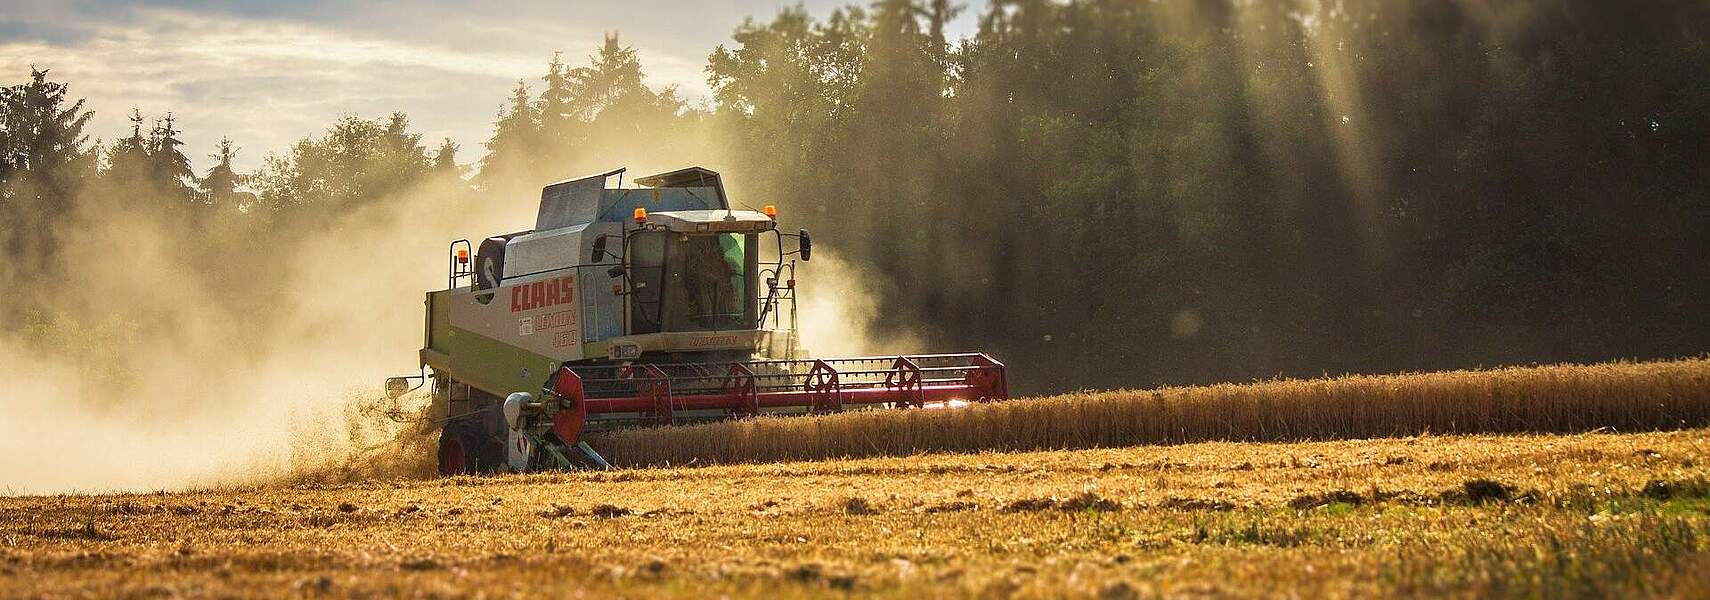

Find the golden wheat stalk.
[{"left": 588, "top": 357, "right": 1710, "bottom": 467}]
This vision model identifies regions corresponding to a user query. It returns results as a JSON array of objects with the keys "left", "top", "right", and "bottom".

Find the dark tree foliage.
[
  {"left": 569, "top": 34, "right": 649, "bottom": 116},
  {"left": 431, "top": 138, "right": 462, "bottom": 176},
  {"left": 0, "top": 67, "right": 95, "bottom": 280},
  {"left": 0, "top": 68, "right": 93, "bottom": 181},
  {"left": 197, "top": 137, "right": 246, "bottom": 211},
  {"left": 252, "top": 112, "right": 432, "bottom": 224},
  {"left": 536, "top": 52, "right": 582, "bottom": 172},
  {"left": 102, "top": 109, "right": 150, "bottom": 183},
  {"left": 708, "top": 0, "right": 1710, "bottom": 392},
  {"left": 477, "top": 34, "right": 691, "bottom": 195},
  {"left": 149, "top": 113, "right": 195, "bottom": 199},
  {"left": 478, "top": 79, "right": 541, "bottom": 192}
]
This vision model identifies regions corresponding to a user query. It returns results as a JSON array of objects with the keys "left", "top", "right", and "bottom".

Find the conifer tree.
[
  {"left": 537, "top": 53, "right": 581, "bottom": 153},
  {"left": 198, "top": 137, "right": 243, "bottom": 210},
  {"left": 103, "top": 108, "right": 150, "bottom": 181},
  {"left": 570, "top": 34, "right": 648, "bottom": 117},
  {"left": 477, "top": 80, "right": 541, "bottom": 188},
  {"left": 0, "top": 67, "right": 95, "bottom": 184},
  {"left": 376, "top": 111, "right": 430, "bottom": 192},
  {"left": 0, "top": 67, "right": 95, "bottom": 275},
  {"left": 431, "top": 138, "right": 460, "bottom": 175},
  {"left": 148, "top": 112, "right": 195, "bottom": 200}
]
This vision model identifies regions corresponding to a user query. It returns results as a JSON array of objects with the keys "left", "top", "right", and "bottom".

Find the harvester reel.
[
  {"left": 722, "top": 362, "right": 760, "bottom": 417},
  {"left": 883, "top": 356, "right": 926, "bottom": 409},
  {"left": 805, "top": 359, "right": 844, "bottom": 413},
  {"left": 549, "top": 366, "right": 588, "bottom": 444}
]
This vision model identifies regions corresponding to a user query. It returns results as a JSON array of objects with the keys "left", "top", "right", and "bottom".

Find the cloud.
[{"left": 0, "top": 6, "right": 563, "bottom": 172}]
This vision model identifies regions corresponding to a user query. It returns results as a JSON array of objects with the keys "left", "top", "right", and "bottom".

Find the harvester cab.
[{"left": 391, "top": 167, "right": 1009, "bottom": 475}]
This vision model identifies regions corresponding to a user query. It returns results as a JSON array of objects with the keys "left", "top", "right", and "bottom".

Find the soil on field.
[{"left": 4, "top": 429, "right": 1709, "bottom": 598}]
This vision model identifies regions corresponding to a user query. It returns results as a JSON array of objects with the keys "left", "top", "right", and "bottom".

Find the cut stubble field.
[{"left": 4, "top": 428, "right": 1709, "bottom": 598}]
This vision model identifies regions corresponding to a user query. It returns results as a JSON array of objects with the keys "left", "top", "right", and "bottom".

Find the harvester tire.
[{"left": 438, "top": 418, "right": 501, "bottom": 476}]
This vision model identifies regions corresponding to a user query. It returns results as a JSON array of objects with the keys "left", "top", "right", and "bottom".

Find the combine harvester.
[{"left": 388, "top": 167, "right": 1008, "bottom": 474}]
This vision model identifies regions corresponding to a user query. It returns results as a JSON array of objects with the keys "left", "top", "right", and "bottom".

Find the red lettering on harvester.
[{"left": 509, "top": 276, "right": 579, "bottom": 313}]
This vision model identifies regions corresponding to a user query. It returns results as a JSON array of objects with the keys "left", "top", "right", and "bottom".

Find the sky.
[{"left": 0, "top": 0, "right": 980, "bottom": 172}]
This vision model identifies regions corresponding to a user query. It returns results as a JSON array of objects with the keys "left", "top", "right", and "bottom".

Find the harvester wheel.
[{"left": 438, "top": 418, "right": 500, "bottom": 476}]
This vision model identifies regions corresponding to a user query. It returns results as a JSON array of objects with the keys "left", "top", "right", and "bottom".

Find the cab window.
[{"left": 662, "top": 233, "right": 748, "bottom": 332}]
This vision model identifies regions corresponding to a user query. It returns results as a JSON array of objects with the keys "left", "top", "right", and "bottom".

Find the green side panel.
[
  {"left": 584, "top": 340, "right": 609, "bottom": 360},
  {"left": 446, "top": 325, "right": 559, "bottom": 398},
  {"left": 426, "top": 290, "right": 451, "bottom": 355}
]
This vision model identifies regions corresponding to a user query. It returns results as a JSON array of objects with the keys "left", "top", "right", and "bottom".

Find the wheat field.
[
  {"left": 7, "top": 358, "right": 1710, "bottom": 598},
  {"left": 4, "top": 428, "right": 1709, "bottom": 598},
  {"left": 587, "top": 357, "right": 1710, "bottom": 468}
]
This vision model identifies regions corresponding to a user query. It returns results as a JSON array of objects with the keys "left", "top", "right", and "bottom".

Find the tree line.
[{"left": 4, "top": 0, "right": 1708, "bottom": 393}]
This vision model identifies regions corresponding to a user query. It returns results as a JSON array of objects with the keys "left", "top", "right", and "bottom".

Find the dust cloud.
[
  {"left": 0, "top": 154, "right": 899, "bottom": 494},
  {"left": 792, "top": 251, "right": 923, "bottom": 358},
  {"left": 0, "top": 175, "right": 537, "bottom": 496}
]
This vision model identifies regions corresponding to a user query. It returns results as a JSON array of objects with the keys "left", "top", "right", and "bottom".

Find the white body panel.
[
  {"left": 448, "top": 272, "right": 587, "bottom": 362},
  {"left": 503, "top": 225, "right": 588, "bottom": 281},
  {"left": 507, "top": 429, "right": 531, "bottom": 471}
]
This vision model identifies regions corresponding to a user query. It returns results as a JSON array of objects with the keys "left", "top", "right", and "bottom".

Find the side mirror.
[
  {"left": 384, "top": 377, "right": 410, "bottom": 399},
  {"left": 591, "top": 236, "right": 608, "bottom": 262},
  {"left": 798, "top": 229, "right": 812, "bottom": 262}
]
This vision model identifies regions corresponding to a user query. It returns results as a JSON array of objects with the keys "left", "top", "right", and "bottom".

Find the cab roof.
[
  {"left": 535, "top": 166, "right": 729, "bottom": 231},
  {"left": 646, "top": 209, "right": 775, "bottom": 234}
]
